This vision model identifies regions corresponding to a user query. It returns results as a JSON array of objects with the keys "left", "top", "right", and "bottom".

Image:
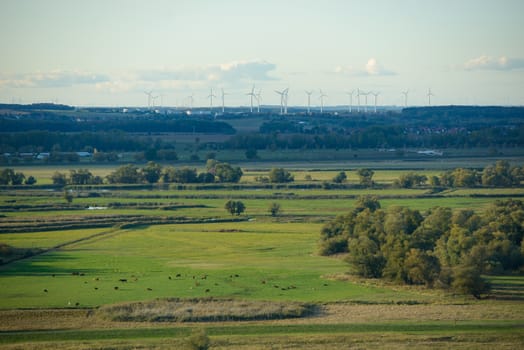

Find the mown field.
[{"left": 1, "top": 162, "right": 523, "bottom": 349}]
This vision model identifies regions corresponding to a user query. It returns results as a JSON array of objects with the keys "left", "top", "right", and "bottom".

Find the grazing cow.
[
  {"left": 119, "top": 279, "right": 127, "bottom": 282},
  {"left": 176, "top": 273, "right": 181, "bottom": 278},
  {"left": 114, "top": 286, "right": 119, "bottom": 290},
  {"left": 43, "top": 289, "right": 48, "bottom": 293},
  {"left": 147, "top": 287, "right": 153, "bottom": 291},
  {"left": 205, "top": 289, "right": 210, "bottom": 293}
]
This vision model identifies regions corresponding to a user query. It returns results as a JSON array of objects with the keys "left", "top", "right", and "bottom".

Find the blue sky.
[{"left": 1, "top": 0, "right": 523, "bottom": 107}]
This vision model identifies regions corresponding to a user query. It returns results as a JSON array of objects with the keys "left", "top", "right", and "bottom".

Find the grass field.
[{"left": 1, "top": 160, "right": 524, "bottom": 349}]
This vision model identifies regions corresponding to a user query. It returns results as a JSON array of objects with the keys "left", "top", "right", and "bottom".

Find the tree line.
[
  {"left": 395, "top": 161, "right": 524, "bottom": 188},
  {"left": 0, "top": 115, "right": 235, "bottom": 134},
  {"left": 319, "top": 196, "right": 524, "bottom": 298},
  {"left": 51, "top": 160, "right": 243, "bottom": 186}
]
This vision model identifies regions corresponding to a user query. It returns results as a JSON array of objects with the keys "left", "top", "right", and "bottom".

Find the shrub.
[{"left": 186, "top": 329, "right": 210, "bottom": 350}]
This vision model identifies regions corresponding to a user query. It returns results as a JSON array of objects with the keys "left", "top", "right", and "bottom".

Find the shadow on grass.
[{"left": 0, "top": 252, "right": 102, "bottom": 277}]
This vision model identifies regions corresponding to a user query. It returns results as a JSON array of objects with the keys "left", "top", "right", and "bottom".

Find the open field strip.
[
  {"left": 0, "top": 222, "right": 438, "bottom": 309},
  {"left": 0, "top": 228, "right": 109, "bottom": 249}
]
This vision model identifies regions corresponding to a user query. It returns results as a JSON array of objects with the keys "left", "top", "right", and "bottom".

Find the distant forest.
[{"left": 0, "top": 105, "right": 523, "bottom": 157}]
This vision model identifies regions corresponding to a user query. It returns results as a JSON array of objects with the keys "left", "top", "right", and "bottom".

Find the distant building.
[{"left": 417, "top": 150, "right": 443, "bottom": 156}]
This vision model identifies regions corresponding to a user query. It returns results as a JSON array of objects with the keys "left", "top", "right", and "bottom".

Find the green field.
[{"left": 1, "top": 162, "right": 523, "bottom": 349}]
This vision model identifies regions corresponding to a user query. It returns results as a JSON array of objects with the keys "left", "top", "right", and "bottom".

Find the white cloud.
[
  {"left": 335, "top": 58, "right": 395, "bottom": 77},
  {"left": 464, "top": 55, "right": 524, "bottom": 71},
  {"left": 0, "top": 70, "right": 110, "bottom": 88},
  {"left": 138, "top": 60, "right": 277, "bottom": 83}
]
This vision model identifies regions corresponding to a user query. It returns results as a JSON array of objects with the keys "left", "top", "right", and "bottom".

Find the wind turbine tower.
[
  {"left": 275, "top": 89, "right": 288, "bottom": 115},
  {"left": 207, "top": 88, "right": 216, "bottom": 111},
  {"left": 151, "top": 95, "right": 159, "bottom": 109},
  {"left": 220, "top": 88, "right": 228, "bottom": 113},
  {"left": 187, "top": 94, "right": 194, "bottom": 111},
  {"left": 356, "top": 89, "right": 361, "bottom": 113},
  {"left": 305, "top": 90, "right": 313, "bottom": 114},
  {"left": 361, "top": 91, "right": 369, "bottom": 113},
  {"left": 246, "top": 85, "right": 256, "bottom": 113},
  {"left": 283, "top": 88, "right": 289, "bottom": 114},
  {"left": 255, "top": 89, "right": 262, "bottom": 113},
  {"left": 371, "top": 92, "right": 380, "bottom": 113},
  {"left": 427, "top": 88, "right": 434, "bottom": 106},
  {"left": 401, "top": 90, "right": 409, "bottom": 107},
  {"left": 319, "top": 89, "right": 327, "bottom": 114},
  {"left": 144, "top": 90, "right": 153, "bottom": 109},
  {"left": 346, "top": 90, "right": 355, "bottom": 113}
]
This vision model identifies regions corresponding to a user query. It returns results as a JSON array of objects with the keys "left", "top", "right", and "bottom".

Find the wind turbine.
[
  {"left": 275, "top": 88, "right": 287, "bottom": 115},
  {"left": 207, "top": 88, "right": 216, "bottom": 111},
  {"left": 427, "top": 88, "right": 434, "bottom": 106},
  {"left": 283, "top": 88, "right": 289, "bottom": 114},
  {"left": 401, "top": 90, "right": 409, "bottom": 107},
  {"left": 246, "top": 85, "right": 256, "bottom": 113},
  {"left": 371, "top": 92, "right": 380, "bottom": 113},
  {"left": 187, "top": 94, "right": 194, "bottom": 111},
  {"left": 144, "top": 90, "right": 153, "bottom": 108},
  {"left": 255, "top": 89, "right": 262, "bottom": 113},
  {"left": 319, "top": 89, "right": 327, "bottom": 114},
  {"left": 356, "top": 89, "right": 361, "bottom": 113},
  {"left": 360, "top": 91, "right": 370, "bottom": 113},
  {"left": 220, "top": 88, "right": 228, "bottom": 113},
  {"left": 345, "top": 90, "right": 355, "bottom": 113},
  {"left": 305, "top": 90, "right": 313, "bottom": 114},
  {"left": 151, "top": 95, "right": 159, "bottom": 109}
]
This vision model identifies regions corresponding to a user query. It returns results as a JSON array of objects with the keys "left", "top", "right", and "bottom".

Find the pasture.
[{"left": 1, "top": 161, "right": 523, "bottom": 349}]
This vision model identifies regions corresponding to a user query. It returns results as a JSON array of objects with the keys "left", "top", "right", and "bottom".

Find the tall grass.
[{"left": 97, "top": 297, "right": 317, "bottom": 322}]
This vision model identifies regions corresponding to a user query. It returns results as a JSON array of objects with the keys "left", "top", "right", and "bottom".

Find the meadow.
[{"left": 1, "top": 162, "right": 523, "bottom": 349}]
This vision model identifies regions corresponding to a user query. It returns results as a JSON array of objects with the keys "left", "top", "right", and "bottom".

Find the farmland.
[{"left": 1, "top": 162, "right": 523, "bottom": 349}]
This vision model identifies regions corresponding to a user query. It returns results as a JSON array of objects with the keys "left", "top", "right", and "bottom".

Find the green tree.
[
  {"left": 269, "top": 202, "right": 281, "bottom": 217},
  {"left": 10, "top": 171, "right": 25, "bottom": 185},
  {"left": 482, "top": 160, "right": 519, "bottom": 187},
  {"left": 24, "top": 175, "right": 37, "bottom": 185},
  {"left": 52, "top": 171, "right": 67, "bottom": 186},
  {"left": 106, "top": 164, "right": 143, "bottom": 184},
  {"left": 356, "top": 168, "right": 374, "bottom": 187},
  {"left": 354, "top": 195, "right": 381, "bottom": 213},
  {"left": 63, "top": 190, "right": 73, "bottom": 204},
  {"left": 224, "top": 200, "right": 246, "bottom": 216},
  {"left": 197, "top": 172, "right": 215, "bottom": 183},
  {"left": 142, "top": 161, "right": 162, "bottom": 183},
  {"left": 347, "top": 235, "right": 385, "bottom": 278},
  {"left": 404, "top": 248, "right": 440, "bottom": 286},
  {"left": 395, "top": 172, "right": 428, "bottom": 188},
  {"left": 215, "top": 163, "right": 243, "bottom": 183},
  {"left": 451, "top": 168, "right": 478, "bottom": 187},
  {"left": 69, "top": 169, "right": 93, "bottom": 185},
  {"left": 268, "top": 168, "right": 294, "bottom": 183},
  {"left": 451, "top": 262, "right": 490, "bottom": 299},
  {"left": 332, "top": 171, "right": 347, "bottom": 183},
  {"left": 186, "top": 328, "right": 210, "bottom": 350}
]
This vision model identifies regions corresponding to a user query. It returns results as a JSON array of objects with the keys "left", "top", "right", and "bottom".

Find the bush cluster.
[{"left": 319, "top": 196, "right": 524, "bottom": 298}]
